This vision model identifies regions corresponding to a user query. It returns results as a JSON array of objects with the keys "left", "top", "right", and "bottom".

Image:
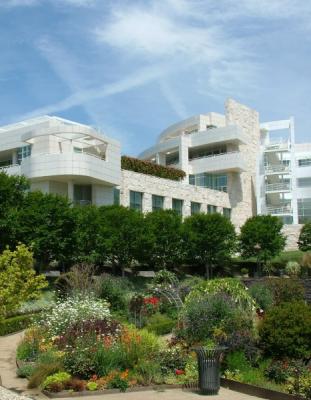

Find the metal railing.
[
  {"left": 265, "top": 182, "right": 291, "bottom": 192},
  {"left": 189, "top": 150, "right": 239, "bottom": 162},
  {"left": 264, "top": 164, "right": 291, "bottom": 174},
  {"left": 264, "top": 141, "right": 289, "bottom": 152},
  {"left": 267, "top": 205, "right": 292, "bottom": 215}
]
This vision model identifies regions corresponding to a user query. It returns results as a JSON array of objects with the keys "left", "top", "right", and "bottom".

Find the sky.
[{"left": 0, "top": 0, "right": 311, "bottom": 155}]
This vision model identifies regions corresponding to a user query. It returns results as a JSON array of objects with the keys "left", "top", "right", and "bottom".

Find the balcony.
[
  {"left": 264, "top": 164, "right": 291, "bottom": 175},
  {"left": 0, "top": 164, "right": 21, "bottom": 175},
  {"left": 189, "top": 151, "right": 246, "bottom": 174},
  {"left": 267, "top": 205, "right": 292, "bottom": 215},
  {"left": 265, "top": 182, "right": 291, "bottom": 193}
]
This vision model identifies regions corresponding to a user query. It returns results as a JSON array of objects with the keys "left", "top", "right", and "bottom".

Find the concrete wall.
[{"left": 282, "top": 224, "right": 302, "bottom": 251}]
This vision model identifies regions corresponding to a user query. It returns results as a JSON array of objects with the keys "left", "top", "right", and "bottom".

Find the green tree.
[
  {"left": 0, "top": 244, "right": 47, "bottom": 319},
  {"left": 141, "top": 210, "right": 184, "bottom": 270},
  {"left": 8, "top": 191, "right": 76, "bottom": 269},
  {"left": 239, "top": 215, "right": 286, "bottom": 275},
  {"left": 0, "top": 172, "right": 29, "bottom": 250},
  {"left": 100, "top": 206, "right": 145, "bottom": 276},
  {"left": 183, "top": 213, "right": 236, "bottom": 278},
  {"left": 72, "top": 205, "right": 106, "bottom": 265},
  {"left": 298, "top": 222, "right": 311, "bottom": 251}
]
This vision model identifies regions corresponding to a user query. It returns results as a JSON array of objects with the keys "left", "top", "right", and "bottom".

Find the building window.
[
  {"left": 298, "top": 198, "right": 311, "bottom": 223},
  {"left": 223, "top": 207, "right": 231, "bottom": 219},
  {"left": 130, "top": 190, "right": 143, "bottom": 212},
  {"left": 166, "top": 153, "right": 179, "bottom": 166},
  {"left": 114, "top": 188, "right": 120, "bottom": 205},
  {"left": 74, "top": 184, "right": 92, "bottom": 206},
  {"left": 207, "top": 204, "right": 217, "bottom": 214},
  {"left": 298, "top": 158, "right": 311, "bottom": 167},
  {"left": 152, "top": 195, "right": 164, "bottom": 211},
  {"left": 172, "top": 198, "right": 183, "bottom": 216},
  {"left": 74, "top": 147, "right": 83, "bottom": 153},
  {"left": 191, "top": 202, "right": 201, "bottom": 215},
  {"left": 297, "top": 178, "right": 311, "bottom": 188},
  {"left": 189, "top": 173, "right": 227, "bottom": 192},
  {"left": 17, "top": 145, "right": 31, "bottom": 164},
  {"left": 188, "top": 145, "right": 226, "bottom": 161},
  {"left": 0, "top": 159, "right": 12, "bottom": 167}
]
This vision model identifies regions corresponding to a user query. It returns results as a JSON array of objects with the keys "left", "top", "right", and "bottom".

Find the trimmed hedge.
[
  {"left": 0, "top": 314, "right": 34, "bottom": 336},
  {"left": 121, "top": 156, "right": 186, "bottom": 181}
]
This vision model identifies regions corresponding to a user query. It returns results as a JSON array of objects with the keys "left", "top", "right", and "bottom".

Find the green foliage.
[
  {"left": 17, "top": 364, "right": 36, "bottom": 378},
  {"left": 259, "top": 301, "right": 311, "bottom": 359},
  {"left": 121, "top": 155, "right": 186, "bottom": 181},
  {"left": 100, "top": 205, "right": 145, "bottom": 274},
  {"left": 140, "top": 210, "right": 184, "bottom": 270},
  {"left": 185, "top": 278, "right": 255, "bottom": 312},
  {"left": 183, "top": 213, "right": 237, "bottom": 278},
  {"left": 287, "top": 373, "right": 311, "bottom": 399},
  {"left": 158, "top": 346, "right": 188, "bottom": 376},
  {"left": 93, "top": 343, "right": 124, "bottom": 377},
  {"left": 146, "top": 313, "right": 176, "bottom": 335},
  {"left": 265, "top": 278, "right": 305, "bottom": 305},
  {"left": 28, "top": 361, "right": 64, "bottom": 388},
  {"left": 8, "top": 191, "right": 76, "bottom": 268},
  {"left": 0, "top": 244, "right": 47, "bottom": 319},
  {"left": 107, "top": 374, "right": 129, "bottom": 392},
  {"left": 248, "top": 283, "right": 274, "bottom": 310},
  {"left": 239, "top": 215, "right": 286, "bottom": 266},
  {"left": 17, "top": 340, "right": 39, "bottom": 361},
  {"left": 225, "top": 350, "right": 251, "bottom": 372},
  {"left": 298, "top": 223, "right": 311, "bottom": 251},
  {"left": 86, "top": 382, "right": 98, "bottom": 391},
  {"left": 133, "top": 360, "right": 162, "bottom": 385},
  {"left": 181, "top": 291, "right": 252, "bottom": 344},
  {"left": 0, "top": 172, "right": 29, "bottom": 251},
  {"left": 284, "top": 261, "right": 301, "bottom": 277},
  {"left": 95, "top": 274, "right": 133, "bottom": 312},
  {"left": 43, "top": 372, "right": 71, "bottom": 389},
  {"left": 0, "top": 314, "right": 34, "bottom": 336}
]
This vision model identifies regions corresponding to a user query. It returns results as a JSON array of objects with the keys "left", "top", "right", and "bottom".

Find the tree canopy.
[{"left": 298, "top": 222, "right": 311, "bottom": 252}]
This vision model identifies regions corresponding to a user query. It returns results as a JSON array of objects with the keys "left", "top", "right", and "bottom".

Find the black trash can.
[{"left": 193, "top": 346, "right": 226, "bottom": 395}]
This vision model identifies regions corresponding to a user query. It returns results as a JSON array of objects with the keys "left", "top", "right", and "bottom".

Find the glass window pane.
[
  {"left": 74, "top": 185, "right": 92, "bottom": 206},
  {"left": 191, "top": 202, "right": 201, "bottom": 215},
  {"left": 130, "top": 190, "right": 143, "bottom": 212},
  {"left": 223, "top": 207, "right": 231, "bottom": 219},
  {"left": 152, "top": 195, "right": 164, "bottom": 211},
  {"left": 172, "top": 198, "right": 183, "bottom": 216},
  {"left": 114, "top": 188, "right": 120, "bottom": 205}
]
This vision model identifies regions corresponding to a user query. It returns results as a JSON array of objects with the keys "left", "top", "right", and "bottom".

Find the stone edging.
[
  {"left": 221, "top": 378, "right": 303, "bottom": 400},
  {"left": 42, "top": 384, "right": 183, "bottom": 398}
]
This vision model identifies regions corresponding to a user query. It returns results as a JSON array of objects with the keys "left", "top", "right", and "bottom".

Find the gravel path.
[{"left": 0, "top": 386, "right": 33, "bottom": 400}]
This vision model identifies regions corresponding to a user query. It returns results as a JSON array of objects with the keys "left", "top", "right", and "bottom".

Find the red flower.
[{"left": 175, "top": 369, "right": 184, "bottom": 375}]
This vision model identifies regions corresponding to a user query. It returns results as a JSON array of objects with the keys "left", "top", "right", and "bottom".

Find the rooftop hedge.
[{"left": 121, "top": 155, "right": 186, "bottom": 181}]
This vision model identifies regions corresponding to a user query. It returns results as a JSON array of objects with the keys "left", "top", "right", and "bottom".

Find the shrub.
[
  {"left": 37, "top": 295, "right": 110, "bottom": 337},
  {"left": 17, "top": 364, "right": 36, "bottom": 378},
  {"left": 0, "top": 314, "right": 34, "bottom": 336},
  {"left": 107, "top": 374, "right": 129, "bottom": 392},
  {"left": 43, "top": 372, "right": 71, "bottom": 391},
  {"left": 178, "top": 276, "right": 205, "bottom": 300},
  {"left": 133, "top": 361, "right": 162, "bottom": 385},
  {"left": 181, "top": 292, "right": 252, "bottom": 344},
  {"left": 264, "top": 359, "right": 308, "bottom": 384},
  {"left": 95, "top": 274, "right": 133, "bottom": 312},
  {"left": 146, "top": 313, "right": 175, "bottom": 335},
  {"left": 16, "top": 340, "right": 39, "bottom": 361},
  {"left": 298, "top": 223, "right": 311, "bottom": 251},
  {"left": 121, "top": 155, "right": 186, "bottom": 181},
  {"left": 158, "top": 345, "right": 188, "bottom": 376},
  {"left": 225, "top": 350, "right": 251, "bottom": 372},
  {"left": 185, "top": 278, "right": 255, "bottom": 313},
  {"left": 248, "top": 283, "right": 273, "bottom": 310},
  {"left": 94, "top": 343, "right": 124, "bottom": 377},
  {"left": 259, "top": 301, "right": 311, "bottom": 359},
  {"left": 28, "top": 362, "right": 64, "bottom": 388},
  {"left": 86, "top": 381, "right": 98, "bottom": 391},
  {"left": 265, "top": 278, "right": 305, "bottom": 305},
  {"left": 66, "top": 378, "right": 86, "bottom": 392},
  {"left": 285, "top": 261, "right": 301, "bottom": 277}
]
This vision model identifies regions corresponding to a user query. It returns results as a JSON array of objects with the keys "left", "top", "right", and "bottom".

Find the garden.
[{"left": 0, "top": 171, "right": 310, "bottom": 398}]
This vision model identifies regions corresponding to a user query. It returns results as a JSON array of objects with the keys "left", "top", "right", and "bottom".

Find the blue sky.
[{"left": 0, "top": 0, "right": 310, "bottom": 155}]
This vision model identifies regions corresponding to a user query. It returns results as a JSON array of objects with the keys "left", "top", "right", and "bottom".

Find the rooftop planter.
[{"left": 121, "top": 156, "right": 186, "bottom": 181}]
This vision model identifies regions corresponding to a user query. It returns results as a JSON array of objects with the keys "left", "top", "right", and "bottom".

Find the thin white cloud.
[
  {"left": 1, "top": 0, "right": 96, "bottom": 7},
  {"left": 1, "top": 0, "right": 39, "bottom": 7},
  {"left": 160, "top": 81, "right": 188, "bottom": 119}
]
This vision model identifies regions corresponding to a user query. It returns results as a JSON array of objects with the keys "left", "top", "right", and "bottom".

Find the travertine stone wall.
[
  {"left": 120, "top": 169, "right": 230, "bottom": 217},
  {"left": 225, "top": 98, "right": 261, "bottom": 228},
  {"left": 282, "top": 224, "right": 302, "bottom": 251}
]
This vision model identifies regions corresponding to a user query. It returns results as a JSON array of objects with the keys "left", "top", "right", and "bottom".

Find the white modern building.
[
  {"left": 0, "top": 116, "right": 121, "bottom": 205},
  {"left": 0, "top": 99, "right": 310, "bottom": 248}
]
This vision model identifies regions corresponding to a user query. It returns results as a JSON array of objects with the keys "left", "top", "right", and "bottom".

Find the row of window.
[
  {"left": 129, "top": 190, "right": 231, "bottom": 218},
  {"left": 189, "top": 173, "right": 228, "bottom": 192},
  {"left": 298, "top": 158, "right": 311, "bottom": 167},
  {"left": 298, "top": 198, "right": 311, "bottom": 224}
]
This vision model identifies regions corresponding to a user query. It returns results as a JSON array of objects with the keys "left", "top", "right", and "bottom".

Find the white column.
[
  {"left": 179, "top": 134, "right": 190, "bottom": 183},
  {"left": 12, "top": 150, "right": 18, "bottom": 164},
  {"left": 68, "top": 181, "right": 74, "bottom": 202}
]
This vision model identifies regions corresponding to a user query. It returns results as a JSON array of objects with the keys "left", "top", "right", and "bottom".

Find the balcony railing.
[
  {"left": 264, "top": 164, "right": 291, "bottom": 174},
  {"left": 264, "top": 141, "right": 289, "bottom": 152},
  {"left": 267, "top": 206, "right": 292, "bottom": 215},
  {"left": 74, "top": 199, "right": 92, "bottom": 206},
  {"left": 265, "top": 182, "right": 291, "bottom": 192},
  {"left": 189, "top": 150, "right": 239, "bottom": 161}
]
